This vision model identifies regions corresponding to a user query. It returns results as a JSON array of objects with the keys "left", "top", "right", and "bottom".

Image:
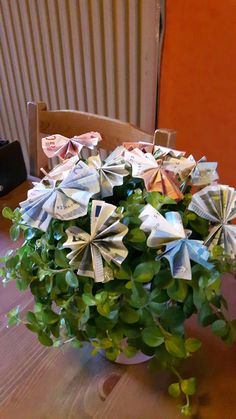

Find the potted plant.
[{"left": 1, "top": 133, "right": 235, "bottom": 416}]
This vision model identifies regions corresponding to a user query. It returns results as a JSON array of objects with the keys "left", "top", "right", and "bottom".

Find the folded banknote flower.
[
  {"left": 139, "top": 204, "right": 212, "bottom": 280},
  {"left": 163, "top": 155, "right": 218, "bottom": 187},
  {"left": 20, "top": 161, "right": 100, "bottom": 231},
  {"left": 153, "top": 145, "right": 185, "bottom": 159},
  {"left": 88, "top": 147, "right": 129, "bottom": 198},
  {"left": 122, "top": 141, "right": 154, "bottom": 153},
  {"left": 42, "top": 132, "right": 102, "bottom": 160},
  {"left": 188, "top": 184, "right": 236, "bottom": 256},
  {"left": 41, "top": 155, "right": 79, "bottom": 181},
  {"left": 190, "top": 157, "right": 219, "bottom": 186},
  {"left": 124, "top": 148, "right": 183, "bottom": 201},
  {"left": 63, "top": 200, "right": 128, "bottom": 282}
]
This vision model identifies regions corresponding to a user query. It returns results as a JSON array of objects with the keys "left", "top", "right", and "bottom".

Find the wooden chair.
[{"left": 28, "top": 101, "right": 176, "bottom": 177}]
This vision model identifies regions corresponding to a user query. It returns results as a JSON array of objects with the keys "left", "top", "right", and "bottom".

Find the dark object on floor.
[
  {"left": 0, "top": 140, "right": 9, "bottom": 148},
  {"left": 0, "top": 141, "right": 27, "bottom": 197}
]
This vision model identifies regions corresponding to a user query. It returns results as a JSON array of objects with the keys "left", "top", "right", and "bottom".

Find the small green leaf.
[
  {"left": 38, "top": 332, "right": 53, "bottom": 346},
  {"left": 133, "top": 261, "right": 160, "bottom": 282},
  {"left": 113, "top": 263, "right": 132, "bottom": 280},
  {"left": 160, "top": 306, "right": 185, "bottom": 330},
  {"left": 65, "top": 271, "right": 78, "bottom": 288},
  {"left": 167, "top": 280, "right": 188, "bottom": 302},
  {"left": 26, "top": 311, "right": 37, "bottom": 324},
  {"left": 120, "top": 307, "right": 139, "bottom": 324},
  {"left": 10, "top": 224, "right": 20, "bottom": 241},
  {"left": 95, "top": 291, "right": 108, "bottom": 304},
  {"left": 53, "top": 339, "right": 62, "bottom": 348},
  {"left": 71, "top": 339, "right": 82, "bottom": 349},
  {"left": 123, "top": 345, "right": 138, "bottom": 358},
  {"left": 24, "top": 228, "right": 36, "bottom": 240},
  {"left": 2, "top": 206, "right": 14, "bottom": 220},
  {"left": 82, "top": 293, "right": 96, "bottom": 306},
  {"left": 5, "top": 255, "right": 19, "bottom": 270},
  {"left": 189, "top": 216, "right": 209, "bottom": 236},
  {"left": 53, "top": 224, "right": 65, "bottom": 240},
  {"left": 185, "top": 338, "right": 202, "bottom": 353},
  {"left": 43, "top": 309, "right": 59, "bottom": 325},
  {"left": 168, "top": 382, "right": 181, "bottom": 398},
  {"left": 55, "top": 248, "right": 69, "bottom": 268},
  {"left": 180, "top": 377, "right": 196, "bottom": 395},
  {"left": 181, "top": 405, "right": 192, "bottom": 416},
  {"left": 198, "top": 303, "right": 217, "bottom": 326},
  {"left": 105, "top": 347, "right": 119, "bottom": 361},
  {"left": 7, "top": 305, "right": 20, "bottom": 327},
  {"left": 154, "top": 270, "right": 174, "bottom": 289},
  {"left": 165, "top": 335, "right": 186, "bottom": 358},
  {"left": 50, "top": 322, "right": 60, "bottom": 338},
  {"left": 97, "top": 303, "right": 110, "bottom": 317},
  {"left": 211, "top": 319, "right": 229, "bottom": 337},
  {"left": 141, "top": 326, "right": 164, "bottom": 347},
  {"left": 26, "top": 323, "right": 40, "bottom": 333},
  {"left": 127, "top": 227, "right": 146, "bottom": 243}
]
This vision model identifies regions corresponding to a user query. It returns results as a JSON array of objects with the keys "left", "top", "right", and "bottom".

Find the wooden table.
[{"left": 0, "top": 182, "right": 236, "bottom": 419}]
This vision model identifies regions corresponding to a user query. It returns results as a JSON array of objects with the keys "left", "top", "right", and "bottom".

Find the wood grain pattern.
[
  {"left": 28, "top": 101, "right": 177, "bottom": 178},
  {"left": 28, "top": 101, "right": 154, "bottom": 177},
  {"left": 1, "top": 182, "right": 236, "bottom": 419}
]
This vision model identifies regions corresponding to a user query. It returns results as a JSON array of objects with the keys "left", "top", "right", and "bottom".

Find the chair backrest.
[{"left": 28, "top": 102, "right": 176, "bottom": 177}]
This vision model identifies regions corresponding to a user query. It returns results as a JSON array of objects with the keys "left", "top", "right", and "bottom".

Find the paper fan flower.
[
  {"left": 88, "top": 147, "right": 129, "bottom": 198},
  {"left": 122, "top": 141, "right": 154, "bottom": 153},
  {"left": 162, "top": 155, "right": 196, "bottom": 182},
  {"left": 163, "top": 155, "right": 219, "bottom": 186},
  {"left": 42, "top": 132, "right": 102, "bottom": 160},
  {"left": 63, "top": 200, "right": 128, "bottom": 282},
  {"left": 20, "top": 161, "right": 100, "bottom": 231},
  {"left": 153, "top": 145, "right": 185, "bottom": 159},
  {"left": 190, "top": 157, "right": 219, "bottom": 186},
  {"left": 125, "top": 148, "right": 183, "bottom": 201},
  {"left": 188, "top": 184, "right": 236, "bottom": 256},
  {"left": 41, "top": 155, "right": 79, "bottom": 181},
  {"left": 139, "top": 204, "right": 212, "bottom": 280}
]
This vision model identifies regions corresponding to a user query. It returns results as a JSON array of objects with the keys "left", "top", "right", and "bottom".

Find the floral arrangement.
[{"left": 1, "top": 132, "right": 236, "bottom": 416}]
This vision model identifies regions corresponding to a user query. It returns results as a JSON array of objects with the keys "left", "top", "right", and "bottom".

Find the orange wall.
[{"left": 158, "top": 0, "right": 236, "bottom": 186}]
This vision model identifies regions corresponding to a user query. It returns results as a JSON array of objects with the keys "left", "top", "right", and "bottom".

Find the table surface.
[{"left": 0, "top": 181, "right": 236, "bottom": 419}]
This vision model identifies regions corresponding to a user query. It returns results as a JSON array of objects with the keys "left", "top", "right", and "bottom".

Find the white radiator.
[{"left": 0, "top": 0, "right": 161, "bottom": 169}]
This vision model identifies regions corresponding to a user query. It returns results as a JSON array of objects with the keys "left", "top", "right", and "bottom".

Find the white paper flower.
[
  {"left": 188, "top": 184, "right": 236, "bottom": 256},
  {"left": 42, "top": 132, "right": 102, "bottom": 160},
  {"left": 63, "top": 200, "right": 128, "bottom": 282},
  {"left": 88, "top": 147, "right": 129, "bottom": 198},
  {"left": 20, "top": 161, "right": 100, "bottom": 231},
  {"left": 41, "top": 155, "right": 79, "bottom": 181},
  {"left": 139, "top": 204, "right": 212, "bottom": 280},
  {"left": 124, "top": 148, "right": 183, "bottom": 200},
  {"left": 163, "top": 155, "right": 219, "bottom": 186},
  {"left": 153, "top": 145, "right": 185, "bottom": 159}
]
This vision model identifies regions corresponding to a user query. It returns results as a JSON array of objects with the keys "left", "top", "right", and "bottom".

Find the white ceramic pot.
[{"left": 114, "top": 350, "right": 153, "bottom": 365}]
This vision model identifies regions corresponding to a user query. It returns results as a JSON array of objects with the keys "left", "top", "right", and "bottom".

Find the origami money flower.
[
  {"left": 88, "top": 147, "right": 129, "bottom": 198},
  {"left": 122, "top": 141, "right": 154, "bottom": 154},
  {"left": 190, "top": 157, "right": 219, "bottom": 186},
  {"left": 63, "top": 200, "right": 128, "bottom": 282},
  {"left": 153, "top": 145, "right": 185, "bottom": 159},
  {"left": 20, "top": 161, "right": 100, "bottom": 231},
  {"left": 163, "top": 155, "right": 218, "bottom": 186},
  {"left": 188, "top": 184, "right": 236, "bottom": 256},
  {"left": 42, "top": 132, "right": 102, "bottom": 160},
  {"left": 139, "top": 204, "right": 212, "bottom": 280},
  {"left": 125, "top": 148, "right": 183, "bottom": 201},
  {"left": 41, "top": 155, "right": 79, "bottom": 181}
]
